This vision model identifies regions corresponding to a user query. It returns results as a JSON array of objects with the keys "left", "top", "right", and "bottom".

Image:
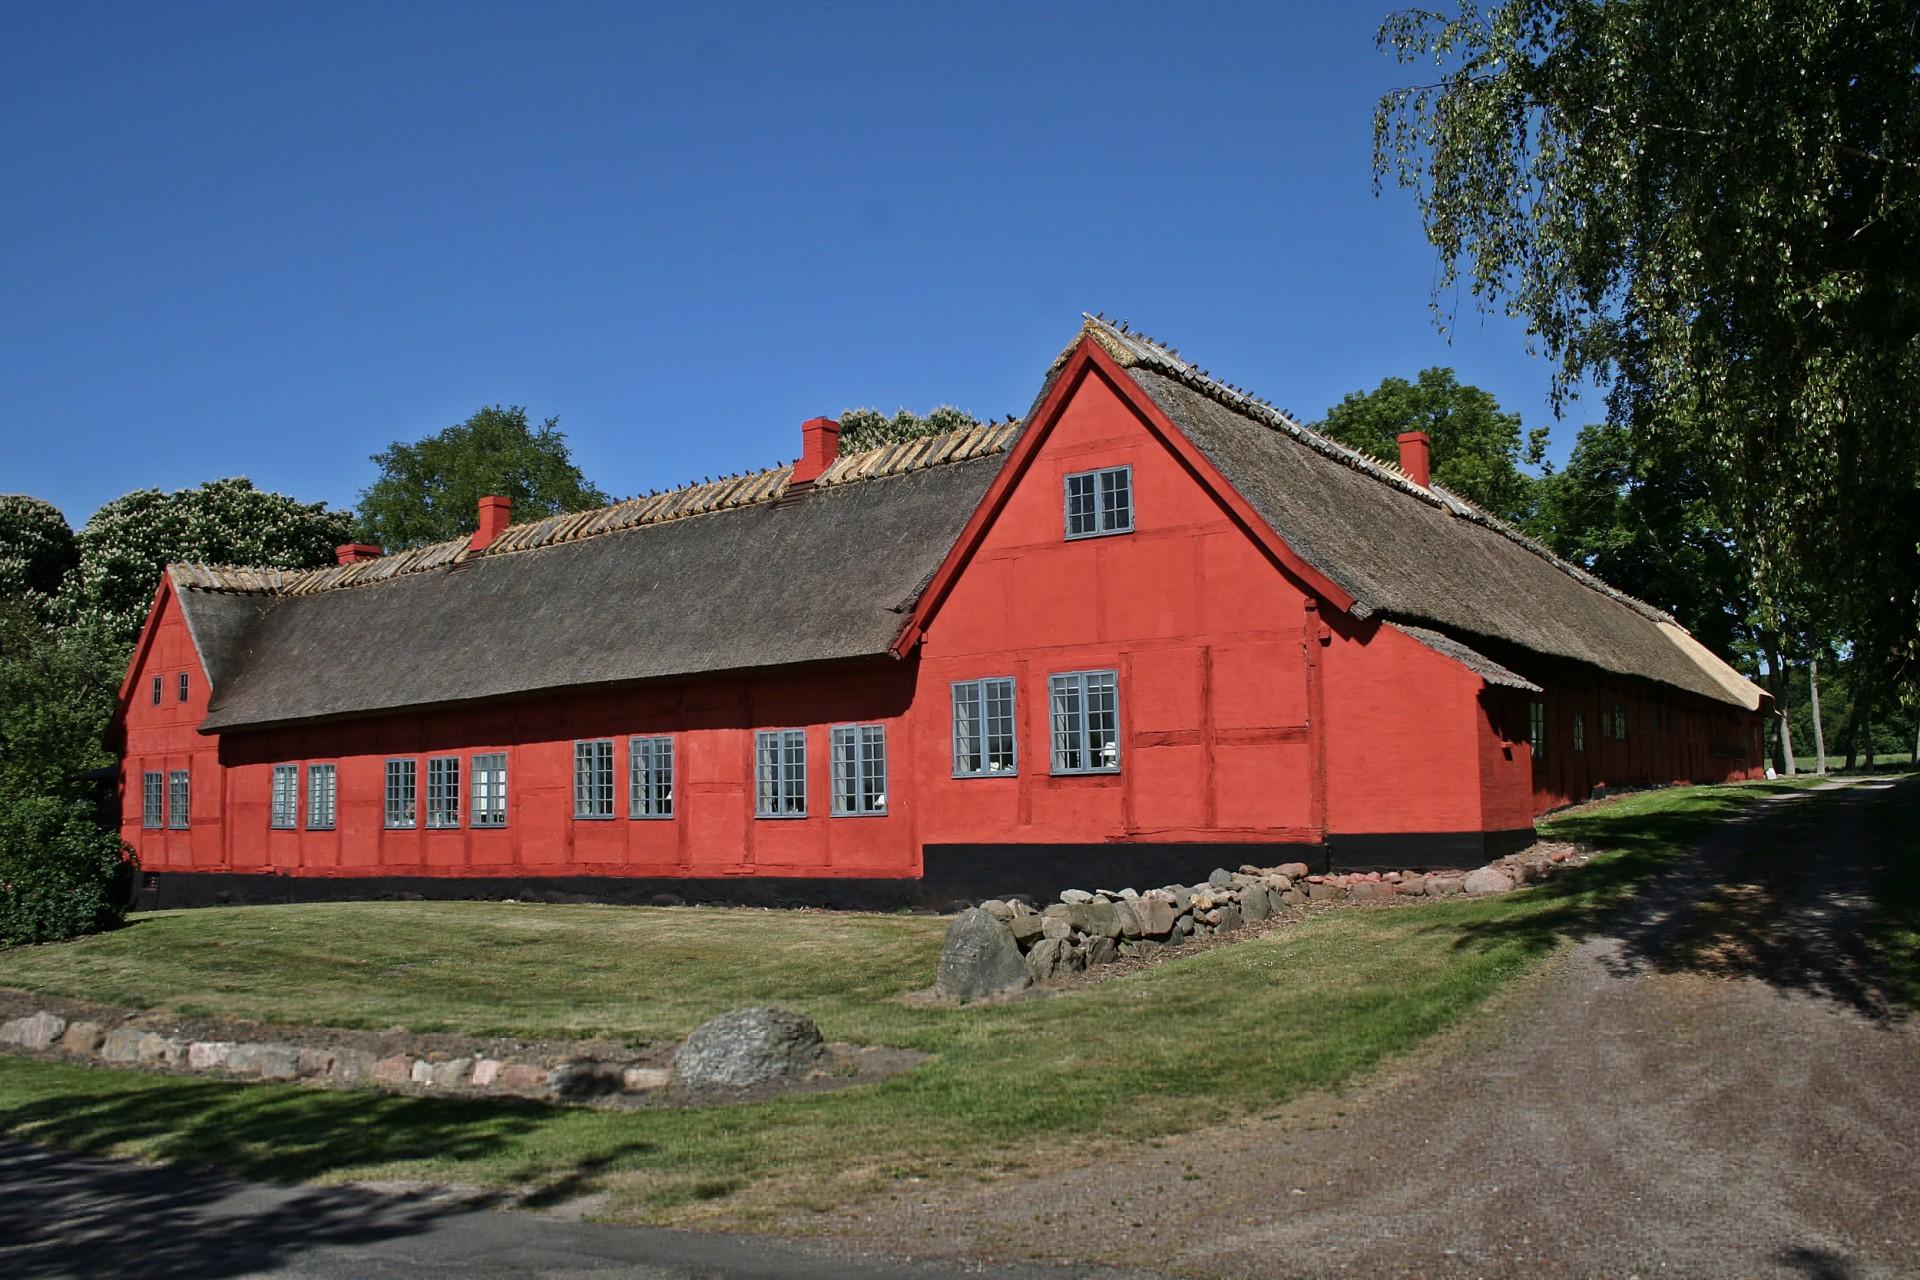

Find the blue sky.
[{"left": 3, "top": 2, "right": 1597, "bottom": 526}]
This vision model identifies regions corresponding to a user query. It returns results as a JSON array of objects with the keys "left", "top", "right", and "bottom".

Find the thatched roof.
[
  {"left": 170, "top": 319, "right": 1761, "bottom": 735},
  {"left": 180, "top": 423, "right": 1017, "bottom": 731},
  {"left": 1079, "top": 316, "right": 1762, "bottom": 709}
]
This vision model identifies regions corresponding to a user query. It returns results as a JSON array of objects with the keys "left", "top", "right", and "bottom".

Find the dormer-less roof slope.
[
  {"left": 182, "top": 422, "right": 1018, "bottom": 731},
  {"left": 1079, "top": 317, "right": 1762, "bottom": 709}
]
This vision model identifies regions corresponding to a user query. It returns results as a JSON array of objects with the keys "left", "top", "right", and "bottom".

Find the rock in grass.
[
  {"left": 1241, "top": 885, "right": 1271, "bottom": 922},
  {"left": 0, "top": 1013, "right": 65, "bottom": 1050},
  {"left": 935, "top": 907, "right": 1033, "bottom": 1001},
  {"left": 1025, "top": 936, "right": 1077, "bottom": 983},
  {"left": 674, "top": 1007, "right": 828, "bottom": 1089},
  {"left": 59, "top": 1021, "right": 103, "bottom": 1054},
  {"left": 1463, "top": 868, "right": 1515, "bottom": 896}
]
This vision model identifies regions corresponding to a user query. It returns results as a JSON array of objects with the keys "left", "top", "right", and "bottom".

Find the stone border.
[
  {"left": 0, "top": 1000, "right": 923, "bottom": 1107},
  {"left": 936, "top": 841, "right": 1592, "bottom": 999}
]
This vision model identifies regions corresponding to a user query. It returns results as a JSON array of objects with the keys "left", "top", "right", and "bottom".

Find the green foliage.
[
  {"left": 0, "top": 603, "right": 132, "bottom": 946},
  {"left": 1373, "top": 0, "right": 1920, "bottom": 689},
  {"left": 0, "top": 496, "right": 78, "bottom": 622},
  {"left": 68, "top": 479, "right": 352, "bottom": 648},
  {"left": 355, "top": 406, "right": 609, "bottom": 551},
  {"left": 1534, "top": 420, "right": 1749, "bottom": 657},
  {"left": 837, "top": 405, "right": 979, "bottom": 454},
  {"left": 1315, "top": 368, "right": 1548, "bottom": 526}
]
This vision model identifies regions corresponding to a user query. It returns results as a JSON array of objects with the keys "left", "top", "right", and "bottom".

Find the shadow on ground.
[
  {"left": 1439, "top": 776, "right": 1916, "bottom": 1022},
  {"left": 0, "top": 1137, "right": 465, "bottom": 1279}
]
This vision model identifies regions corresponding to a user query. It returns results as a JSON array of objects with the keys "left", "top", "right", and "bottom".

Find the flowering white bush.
[{"left": 0, "top": 494, "right": 77, "bottom": 623}]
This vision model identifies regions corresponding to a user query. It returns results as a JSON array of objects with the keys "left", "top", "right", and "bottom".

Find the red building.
[{"left": 115, "top": 319, "right": 1769, "bottom": 908}]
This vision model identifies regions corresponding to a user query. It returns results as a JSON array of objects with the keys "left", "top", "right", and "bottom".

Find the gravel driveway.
[{"left": 806, "top": 778, "right": 1919, "bottom": 1278}]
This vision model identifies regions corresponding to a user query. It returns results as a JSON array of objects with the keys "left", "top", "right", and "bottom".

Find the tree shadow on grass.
[
  {"left": 1428, "top": 779, "right": 1912, "bottom": 1021},
  {"left": 0, "top": 1075, "right": 659, "bottom": 1277}
]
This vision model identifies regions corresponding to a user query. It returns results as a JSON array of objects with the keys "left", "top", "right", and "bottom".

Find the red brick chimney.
[
  {"left": 471, "top": 495, "right": 512, "bottom": 551},
  {"left": 1396, "top": 430, "right": 1432, "bottom": 488},
  {"left": 790, "top": 417, "right": 841, "bottom": 487},
  {"left": 335, "top": 543, "right": 382, "bottom": 565}
]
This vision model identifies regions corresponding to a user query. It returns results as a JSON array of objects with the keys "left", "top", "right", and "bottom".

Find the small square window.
[
  {"left": 630, "top": 736, "right": 674, "bottom": 819},
  {"left": 1049, "top": 670, "right": 1121, "bottom": 774},
  {"left": 307, "top": 764, "right": 337, "bottom": 829},
  {"left": 754, "top": 729, "right": 807, "bottom": 817},
  {"left": 831, "top": 724, "right": 888, "bottom": 815},
  {"left": 1064, "top": 466, "right": 1133, "bottom": 539},
  {"left": 270, "top": 764, "right": 299, "bottom": 829},
  {"left": 573, "top": 740, "right": 615, "bottom": 818},
  {"left": 141, "top": 771, "right": 164, "bottom": 829},
  {"left": 471, "top": 754, "right": 508, "bottom": 827},
  {"left": 166, "top": 769, "right": 190, "bottom": 829},
  {"left": 426, "top": 756, "right": 462, "bottom": 827},
  {"left": 384, "top": 759, "right": 417, "bottom": 828}
]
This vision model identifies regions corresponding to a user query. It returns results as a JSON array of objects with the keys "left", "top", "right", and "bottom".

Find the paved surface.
[
  {"left": 3, "top": 780, "right": 1912, "bottom": 1278},
  {"left": 808, "top": 778, "right": 1920, "bottom": 1278},
  {"left": 0, "top": 1139, "right": 1159, "bottom": 1278}
]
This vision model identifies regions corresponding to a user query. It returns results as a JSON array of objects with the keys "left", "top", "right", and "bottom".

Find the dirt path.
[{"left": 804, "top": 779, "right": 1919, "bottom": 1278}]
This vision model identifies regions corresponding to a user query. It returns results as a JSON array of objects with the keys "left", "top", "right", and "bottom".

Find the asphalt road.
[{"left": 0, "top": 1137, "right": 1161, "bottom": 1279}]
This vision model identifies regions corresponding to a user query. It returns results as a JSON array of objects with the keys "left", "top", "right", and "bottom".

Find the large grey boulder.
[
  {"left": 1463, "top": 868, "right": 1516, "bottom": 896},
  {"left": 0, "top": 1012, "right": 66, "bottom": 1050},
  {"left": 675, "top": 1007, "right": 827, "bottom": 1089},
  {"left": 935, "top": 908, "right": 1032, "bottom": 1001}
]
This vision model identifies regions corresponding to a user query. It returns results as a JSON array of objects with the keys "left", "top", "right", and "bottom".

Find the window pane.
[
  {"left": 307, "top": 764, "right": 336, "bottom": 828},
  {"left": 427, "top": 757, "right": 461, "bottom": 827},
  {"left": 1100, "top": 467, "right": 1132, "bottom": 532},
  {"left": 271, "top": 765, "right": 297, "bottom": 828},
  {"left": 952, "top": 683, "right": 981, "bottom": 775},
  {"left": 1065, "top": 472, "right": 1097, "bottom": 536},
  {"left": 385, "top": 759, "right": 416, "bottom": 828},
  {"left": 630, "top": 737, "right": 672, "bottom": 817},
  {"left": 862, "top": 725, "right": 886, "bottom": 813},
  {"left": 1050, "top": 675, "right": 1082, "bottom": 772},
  {"left": 167, "top": 770, "right": 190, "bottom": 828},
  {"left": 471, "top": 753, "right": 507, "bottom": 827},
  {"left": 143, "top": 771, "right": 164, "bottom": 828},
  {"left": 151, "top": 676, "right": 161, "bottom": 705},
  {"left": 1086, "top": 670, "right": 1119, "bottom": 769},
  {"left": 985, "top": 678, "right": 1016, "bottom": 772}
]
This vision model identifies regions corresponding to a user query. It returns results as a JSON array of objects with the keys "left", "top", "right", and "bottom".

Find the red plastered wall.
[
  {"left": 910, "top": 363, "right": 1321, "bottom": 846},
  {"left": 209, "top": 661, "right": 919, "bottom": 879},
  {"left": 117, "top": 581, "right": 224, "bottom": 870}
]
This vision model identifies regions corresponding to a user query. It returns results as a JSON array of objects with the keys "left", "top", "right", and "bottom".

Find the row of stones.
[
  {"left": 0, "top": 1011, "right": 668, "bottom": 1100},
  {"left": 937, "top": 846, "right": 1580, "bottom": 1000}
]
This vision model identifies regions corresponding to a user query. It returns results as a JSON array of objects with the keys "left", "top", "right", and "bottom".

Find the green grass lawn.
[
  {"left": 1866, "top": 774, "right": 1920, "bottom": 1009},
  {"left": 0, "top": 777, "right": 1829, "bottom": 1225}
]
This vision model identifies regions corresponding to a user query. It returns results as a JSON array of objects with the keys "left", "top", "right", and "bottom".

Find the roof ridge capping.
[
  {"left": 1072, "top": 313, "right": 1678, "bottom": 630},
  {"left": 169, "top": 417, "right": 1023, "bottom": 598}
]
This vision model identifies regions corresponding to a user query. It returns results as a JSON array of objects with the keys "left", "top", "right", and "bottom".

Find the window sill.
[
  {"left": 1050, "top": 768, "right": 1121, "bottom": 777},
  {"left": 1063, "top": 527, "right": 1134, "bottom": 542},
  {"left": 754, "top": 813, "right": 809, "bottom": 821},
  {"left": 571, "top": 815, "right": 617, "bottom": 822},
  {"left": 952, "top": 769, "right": 1019, "bottom": 780},
  {"left": 829, "top": 810, "right": 890, "bottom": 818},
  {"left": 629, "top": 813, "right": 676, "bottom": 821}
]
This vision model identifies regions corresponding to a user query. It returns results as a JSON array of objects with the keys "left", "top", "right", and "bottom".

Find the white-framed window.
[
  {"left": 426, "top": 756, "right": 462, "bottom": 828},
  {"left": 630, "top": 736, "right": 674, "bottom": 819},
  {"left": 270, "top": 764, "right": 299, "bottom": 829},
  {"left": 573, "top": 739, "right": 615, "bottom": 818},
  {"left": 384, "top": 758, "right": 417, "bottom": 828},
  {"left": 307, "top": 764, "right": 336, "bottom": 829},
  {"left": 177, "top": 672, "right": 190, "bottom": 703},
  {"left": 1614, "top": 703, "right": 1629, "bottom": 741},
  {"left": 952, "top": 677, "right": 1017, "bottom": 777},
  {"left": 1064, "top": 465, "right": 1133, "bottom": 539},
  {"left": 150, "top": 676, "right": 162, "bottom": 706},
  {"left": 1572, "top": 711, "right": 1586, "bottom": 753},
  {"left": 755, "top": 728, "right": 807, "bottom": 818},
  {"left": 831, "top": 724, "right": 888, "bottom": 816},
  {"left": 471, "top": 753, "right": 508, "bottom": 827},
  {"left": 1529, "top": 701, "right": 1546, "bottom": 761},
  {"left": 167, "top": 769, "right": 190, "bottom": 829},
  {"left": 141, "top": 770, "right": 164, "bottom": 829},
  {"left": 1049, "top": 669, "right": 1120, "bottom": 774}
]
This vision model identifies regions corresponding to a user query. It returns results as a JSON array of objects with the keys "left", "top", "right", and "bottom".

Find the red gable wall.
[{"left": 118, "top": 580, "right": 225, "bottom": 870}]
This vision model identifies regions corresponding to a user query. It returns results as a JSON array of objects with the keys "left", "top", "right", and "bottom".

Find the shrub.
[{"left": 0, "top": 795, "right": 133, "bottom": 946}]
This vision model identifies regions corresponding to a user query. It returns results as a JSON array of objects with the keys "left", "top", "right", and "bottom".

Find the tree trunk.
[
  {"left": 1842, "top": 680, "right": 1863, "bottom": 771},
  {"left": 1766, "top": 637, "right": 1796, "bottom": 775},
  {"left": 1912, "top": 712, "right": 1918, "bottom": 766},
  {"left": 1808, "top": 653, "right": 1827, "bottom": 774}
]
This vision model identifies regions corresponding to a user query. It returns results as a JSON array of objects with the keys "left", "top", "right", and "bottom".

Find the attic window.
[
  {"left": 1064, "top": 466, "right": 1133, "bottom": 539},
  {"left": 178, "top": 673, "right": 190, "bottom": 703},
  {"left": 151, "top": 676, "right": 162, "bottom": 706}
]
